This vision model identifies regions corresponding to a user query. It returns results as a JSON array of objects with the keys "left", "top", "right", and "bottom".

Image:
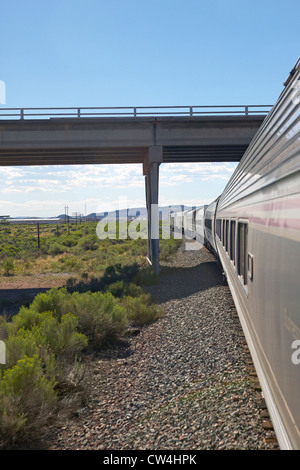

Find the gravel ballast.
[{"left": 45, "top": 244, "right": 279, "bottom": 450}]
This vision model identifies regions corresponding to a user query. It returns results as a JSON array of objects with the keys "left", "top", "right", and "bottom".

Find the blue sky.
[{"left": 0, "top": 0, "right": 299, "bottom": 217}]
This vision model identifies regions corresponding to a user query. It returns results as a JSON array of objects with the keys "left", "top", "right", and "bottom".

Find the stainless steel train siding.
[
  {"left": 204, "top": 197, "right": 219, "bottom": 255},
  {"left": 215, "top": 58, "right": 300, "bottom": 449},
  {"left": 194, "top": 206, "right": 207, "bottom": 245}
]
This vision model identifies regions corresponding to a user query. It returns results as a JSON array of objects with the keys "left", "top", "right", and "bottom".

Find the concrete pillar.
[{"left": 144, "top": 146, "right": 162, "bottom": 274}]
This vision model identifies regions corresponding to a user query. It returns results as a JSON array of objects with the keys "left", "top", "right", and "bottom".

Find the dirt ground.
[{"left": 0, "top": 273, "right": 69, "bottom": 318}]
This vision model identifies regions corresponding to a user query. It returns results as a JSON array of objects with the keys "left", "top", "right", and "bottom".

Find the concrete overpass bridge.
[{"left": 0, "top": 105, "right": 272, "bottom": 271}]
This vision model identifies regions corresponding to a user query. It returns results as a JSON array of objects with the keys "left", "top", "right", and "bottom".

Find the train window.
[
  {"left": 230, "top": 220, "right": 236, "bottom": 264},
  {"left": 237, "top": 222, "right": 248, "bottom": 285},
  {"left": 205, "top": 218, "right": 212, "bottom": 231},
  {"left": 216, "top": 219, "right": 221, "bottom": 239},
  {"left": 225, "top": 220, "right": 229, "bottom": 252},
  {"left": 222, "top": 219, "right": 225, "bottom": 245}
]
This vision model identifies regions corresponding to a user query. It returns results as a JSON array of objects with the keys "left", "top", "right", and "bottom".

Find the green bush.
[
  {"left": 2, "top": 258, "right": 15, "bottom": 276},
  {"left": 159, "top": 238, "right": 182, "bottom": 261},
  {"left": 4, "top": 333, "right": 41, "bottom": 369},
  {"left": 63, "top": 291, "right": 128, "bottom": 347},
  {"left": 30, "top": 288, "right": 68, "bottom": 321},
  {"left": 0, "top": 244, "right": 19, "bottom": 259},
  {"left": 78, "top": 235, "right": 99, "bottom": 251},
  {"left": 0, "top": 355, "right": 57, "bottom": 445},
  {"left": 27, "top": 287, "right": 128, "bottom": 348},
  {"left": 107, "top": 280, "right": 144, "bottom": 298},
  {"left": 0, "top": 301, "right": 88, "bottom": 446},
  {"left": 16, "top": 313, "right": 87, "bottom": 361},
  {"left": 122, "top": 294, "right": 162, "bottom": 326},
  {"left": 59, "top": 235, "right": 78, "bottom": 248},
  {"left": 4, "top": 308, "right": 88, "bottom": 367},
  {"left": 47, "top": 242, "right": 65, "bottom": 256},
  {"left": 9, "top": 305, "right": 47, "bottom": 332},
  {"left": 133, "top": 267, "right": 159, "bottom": 286}
]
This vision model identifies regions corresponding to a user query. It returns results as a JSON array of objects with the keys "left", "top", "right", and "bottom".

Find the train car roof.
[{"left": 283, "top": 56, "right": 300, "bottom": 87}]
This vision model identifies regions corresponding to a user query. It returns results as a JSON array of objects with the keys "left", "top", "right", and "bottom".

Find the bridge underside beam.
[
  {"left": 162, "top": 144, "right": 248, "bottom": 162},
  {"left": 0, "top": 144, "right": 247, "bottom": 166}
]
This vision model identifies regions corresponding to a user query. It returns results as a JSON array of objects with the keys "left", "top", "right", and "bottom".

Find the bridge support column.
[{"left": 143, "top": 146, "right": 162, "bottom": 274}]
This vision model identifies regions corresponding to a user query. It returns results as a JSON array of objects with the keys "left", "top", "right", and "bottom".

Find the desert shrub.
[
  {"left": 2, "top": 258, "right": 15, "bottom": 276},
  {"left": 121, "top": 294, "right": 162, "bottom": 326},
  {"left": 159, "top": 238, "right": 182, "bottom": 261},
  {"left": 125, "top": 282, "right": 144, "bottom": 297},
  {"left": 0, "top": 244, "right": 19, "bottom": 259},
  {"left": 101, "top": 263, "right": 139, "bottom": 287},
  {"left": 25, "top": 287, "right": 128, "bottom": 348},
  {"left": 59, "top": 235, "right": 78, "bottom": 248},
  {"left": 78, "top": 235, "right": 99, "bottom": 251},
  {"left": 16, "top": 313, "right": 87, "bottom": 361},
  {"left": 54, "top": 255, "right": 81, "bottom": 272},
  {"left": 36, "top": 312, "right": 87, "bottom": 359},
  {"left": 106, "top": 280, "right": 126, "bottom": 298},
  {"left": 0, "top": 355, "right": 57, "bottom": 445},
  {"left": 4, "top": 333, "right": 41, "bottom": 369},
  {"left": 9, "top": 305, "right": 46, "bottom": 332},
  {"left": 133, "top": 267, "right": 159, "bottom": 286},
  {"left": 5, "top": 308, "right": 87, "bottom": 367},
  {"left": 62, "top": 291, "right": 128, "bottom": 348},
  {"left": 107, "top": 280, "right": 144, "bottom": 298},
  {"left": 0, "top": 303, "right": 88, "bottom": 446},
  {"left": 30, "top": 288, "right": 68, "bottom": 321},
  {"left": 47, "top": 242, "right": 65, "bottom": 256}
]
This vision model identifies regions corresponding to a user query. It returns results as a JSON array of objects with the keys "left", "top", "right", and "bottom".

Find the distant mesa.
[{"left": 59, "top": 205, "right": 195, "bottom": 221}]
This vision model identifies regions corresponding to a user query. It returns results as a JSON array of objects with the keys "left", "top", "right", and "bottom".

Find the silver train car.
[
  {"left": 183, "top": 208, "right": 197, "bottom": 240},
  {"left": 172, "top": 210, "right": 185, "bottom": 236},
  {"left": 194, "top": 206, "right": 207, "bottom": 245},
  {"left": 203, "top": 197, "right": 219, "bottom": 255},
  {"left": 200, "top": 58, "right": 300, "bottom": 449},
  {"left": 172, "top": 206, "right": 207, "bottom": 244}
]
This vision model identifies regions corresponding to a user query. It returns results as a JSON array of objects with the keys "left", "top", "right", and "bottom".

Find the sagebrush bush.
[
  {"left": 121, "top": 294, "right": 163, "bottom": 326},
  {"left": 9, "top": 305, "right": 46, "bottom": 332},
  {"left": 4, "top": 332, "right": 41, "bottom": 369},
  {"left": 62, "top": 291, "right": 128, "bottom": 347},
  {"left": 0, "top": 355, "right": 57, "bottom": 445},
  {"left": 0, "top": 301, "right": 88, "bottom": 446},
  {"left": 2, "top": 258, "right": 15, "bottom": 276},
  {"left": 47, "top": 243, "right": 65, "bottom": 256},
  {"left": 107, "top": 280, "right": 145, "bottom": 299},
  {"left": 26, "top": 287, "right": 128, "bottom": 348},
  {"left": 133, "top": 267, "right": 159, "bottom": 286},
  {"left": 30, "top": 288, "right": 68, "bottom": 321},
  {"left": 22, "top": 312, "right": 88, "bottom": 360}
]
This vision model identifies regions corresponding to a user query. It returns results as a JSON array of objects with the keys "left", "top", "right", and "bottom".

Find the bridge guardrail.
[{"left": 0, "top": 105, "right": 272, "bottom": 119}]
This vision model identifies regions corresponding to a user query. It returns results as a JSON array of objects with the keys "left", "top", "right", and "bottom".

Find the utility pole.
[
  {"left": 65, "top": 205, "right": 69, "bottom": 234},
  {"left": 72, "top": 211, "right": 80, "bottom": 225},
  {"left": 37, "top": 223, "right": 40, "bottom": 249}
]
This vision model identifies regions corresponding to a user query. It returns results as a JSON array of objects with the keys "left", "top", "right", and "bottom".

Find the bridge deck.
[{"left": 0, "top": 115, "right": 266, "bottom": 166}]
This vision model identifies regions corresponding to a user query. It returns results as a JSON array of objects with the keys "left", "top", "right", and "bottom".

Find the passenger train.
[{"left": 172, "top": 58, "right": 300, "bottom": 450}]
